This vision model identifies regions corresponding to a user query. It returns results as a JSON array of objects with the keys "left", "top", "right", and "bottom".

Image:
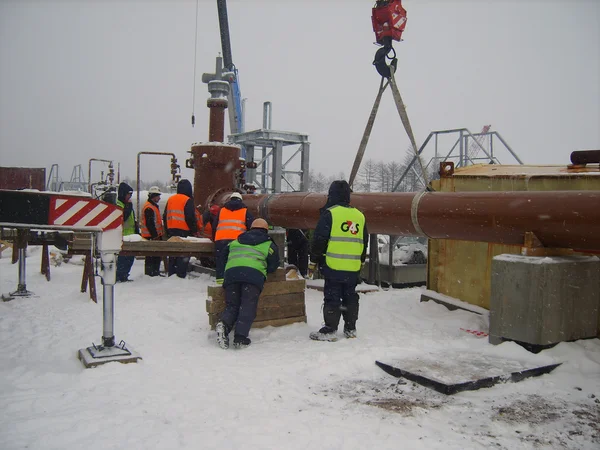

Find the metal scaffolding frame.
[
  {"left": 394, "top": 127, "right": 522, "bottom": 191},
  {"left": 229, "top": 128, "right": 310, "bottom": 193}
]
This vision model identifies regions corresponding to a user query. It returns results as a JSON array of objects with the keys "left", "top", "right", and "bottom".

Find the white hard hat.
[
  {"left": 229, "top": 192, "right": 242, "bottom": 200},
  {"left": 148, "top": 186, "right": 161, "bottom": 195}
]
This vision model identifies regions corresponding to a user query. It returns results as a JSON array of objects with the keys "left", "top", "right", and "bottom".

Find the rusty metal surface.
[
  {"left": 0, "top": 167, "right": 45, "bottom": 190},
  {"left": 242, "top": 190, "right": 600, "bottom": 252},
  {"left": 190, "top": 144, "right": 240, "bottom": 209},
  {"left": 207, "top": 98, "right": 228, "bottom": 142}
]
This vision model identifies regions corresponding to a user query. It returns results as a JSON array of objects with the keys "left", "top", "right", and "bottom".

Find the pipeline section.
[{"left": 239, "top": 191, "right": 600, "bottom": 253}]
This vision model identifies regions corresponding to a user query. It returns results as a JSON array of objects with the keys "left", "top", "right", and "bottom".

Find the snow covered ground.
[{"left": 1, "top": 246, "right": 599, "bottom": 450}]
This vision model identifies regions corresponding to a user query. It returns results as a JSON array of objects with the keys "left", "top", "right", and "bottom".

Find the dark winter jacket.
[
  {"left": 223, "top": 228, "right": 280, "bottom": 289},
  {"left": 310, "top": 180, "right": 368, "bottom": 282},
  {"left": 163, "top": 179, "right": 197, "bottom": 237},
  {"left": 287, "top": 229, "right": 308, "bottom": 250},
  {"left": 143, "top": 197, "right": 161, "bottom": 240},
  {"left": 216, "top": 198, "right": 255, "bottom": 236},
  {"left": 117, "top": 182, "right": 139, "bottom": 234},
  {"left": 201, "top": 209, "right": 219, "bottom": 241}
]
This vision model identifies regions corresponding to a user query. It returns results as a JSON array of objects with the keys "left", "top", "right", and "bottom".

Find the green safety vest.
[
  {"left": 325, "top": 205, "right": 365, "bottom": 272},
  {"left": 117, "top": 200, "right": 136, "bottom": 236},
  {"left": 225, "top": 240, "right": 273, "bottom": 277}
]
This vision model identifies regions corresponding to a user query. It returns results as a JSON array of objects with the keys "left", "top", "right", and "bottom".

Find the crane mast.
[{"left": 216, "top": 0, "right": 244, "bottom": 138}]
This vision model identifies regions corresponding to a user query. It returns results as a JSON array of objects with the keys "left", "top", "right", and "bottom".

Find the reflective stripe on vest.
[
  {"left": 325, "top": 205, "right": 365, "bottom": 272},
  {"left": 140, "top": 202, "right": 164, "bottom": 238},
  {"left": 215, "top": 208, "right": 247, "bottom": 241},
  {"left": 225, "top": 240, "right": 272, "bottom": 277},
  {"left": 117, "top": 199, "right": 136, "bottom": 236},
  {"left": 166, "top": 194, "right": 190, "bottom": 231}
]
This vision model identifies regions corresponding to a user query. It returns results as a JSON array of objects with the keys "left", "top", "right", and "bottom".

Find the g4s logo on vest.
[{"left": 341, "top": 220, "right": 360, "bottom": 235}]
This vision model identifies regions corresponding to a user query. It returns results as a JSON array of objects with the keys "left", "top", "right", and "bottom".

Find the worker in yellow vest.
[
  {"left": 140, "top": 186, "right": 164, "bottom": 276},
  {"left": 309, "top": 180, "right": 368, "bottom": 341},
  {"left": 215, "top": 218, "right": 280, "bottom": 349},
  {"left": 116, "top": 182, "right": 139, "bottom": 282},
  {"left": 163, "top": 179, "right": 197, "bottom": 278},
  {"left": 117, "top": 182, "right": 140, "bottom": 283}
]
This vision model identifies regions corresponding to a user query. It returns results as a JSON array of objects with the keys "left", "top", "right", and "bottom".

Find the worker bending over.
[{"left": 216, "top": 218, "right": 280, "bottom": 349}]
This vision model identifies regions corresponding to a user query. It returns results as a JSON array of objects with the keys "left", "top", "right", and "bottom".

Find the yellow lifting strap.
[{"left": 348, "top": 70, "right": 429, "bottom": 190}]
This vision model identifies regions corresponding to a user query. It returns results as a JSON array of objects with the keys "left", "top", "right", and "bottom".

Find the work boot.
[
  {"left": 343, "top": 325, "right": 357, "bottom": 339},
  {"left": 233, "top": 334, "right": 251, "bottom": 349},
  {"left": 216, "top": 321, "right": 230, "bottom": 349},
  {"left": 309, "top": 326, "right": 339, "bottom": 342}
]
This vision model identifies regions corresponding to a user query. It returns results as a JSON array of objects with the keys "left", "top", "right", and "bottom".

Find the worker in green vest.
[
  {"left": 309, "top": 180, "right": 368, "bottom": 341},
  {"left": 116, "top": 182, "right": 139, "bottom": 282},
  {"left": 216, "top": 218, "right": 280, "bottom": 350}
]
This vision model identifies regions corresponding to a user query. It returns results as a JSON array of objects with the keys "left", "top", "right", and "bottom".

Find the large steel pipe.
[
  {"left": 191, "top": 143, "right": 240, "bottom": 209},
  {"left": 241, "top": 191, "right": 600, "bottom": 252}
]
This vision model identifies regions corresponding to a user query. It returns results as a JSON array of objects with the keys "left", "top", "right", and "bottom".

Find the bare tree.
[
  {"left": 356, "top": 159, "right": 377, "bottom": 192},
  {"left": 307, "top": 170, "right": 328, "bottom": 193},
  {"left": 387, "top": 161, "right": 403, "bottom": 192},
  {"left": 375, "top": 161, "right": 390, "bottom": 192}
]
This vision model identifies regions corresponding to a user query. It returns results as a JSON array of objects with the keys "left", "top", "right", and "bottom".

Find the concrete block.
[{"left": 490, "top": 255, "right": 600, "bottom": 346}]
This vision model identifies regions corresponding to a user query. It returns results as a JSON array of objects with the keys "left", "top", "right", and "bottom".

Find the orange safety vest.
[
  {"left": 166, "top": 193, "right": 191, "bottom": 231},
  {"left": 140, "top": 201, "right": 164, "bottom": 239},
  {"left": 215, "top": 207, "right": 247, "bottom": 241},
  {"left": 196, "top": 211, "right": 214, "bottom": 239}
]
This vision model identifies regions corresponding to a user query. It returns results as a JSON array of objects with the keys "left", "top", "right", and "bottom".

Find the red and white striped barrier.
[
  {"left": 460, "top": 328, "right": 489, "bottom": 338},
  {"left": 49, "top": 196, "right": 122, "bottom": 231}
]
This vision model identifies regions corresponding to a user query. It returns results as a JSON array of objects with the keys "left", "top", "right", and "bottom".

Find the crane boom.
[{"left": 216, "top": 0, "right": 244, "bottom": 139}]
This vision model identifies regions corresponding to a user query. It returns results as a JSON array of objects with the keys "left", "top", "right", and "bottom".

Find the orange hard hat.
[
  {"left": 210, "top": 204, "right": 221, "bottom": 215},
  {"left": 251, "top": 218, "right": 269, "bottom": 230}
]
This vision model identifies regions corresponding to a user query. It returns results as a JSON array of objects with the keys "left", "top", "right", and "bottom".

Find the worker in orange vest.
[
  {"left": 140, "top": 186, "right": 164, "bottom": 277},
  {"left": 201, "top": 204, "right": 220, "bottom": 241},
  {"left": 214, "top": 192, "right": 254, "bottom": 284},
  {"left": 163, "top": 179, "right": 197, "bottom": 278}
]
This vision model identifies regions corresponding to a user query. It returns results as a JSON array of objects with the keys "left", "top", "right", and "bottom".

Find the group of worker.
[
  {"left": 115, "top": 179, "right": 218, "bottom": 281},
  {"left": 114, "top": 178, "right": 368, "bottom": 349}
]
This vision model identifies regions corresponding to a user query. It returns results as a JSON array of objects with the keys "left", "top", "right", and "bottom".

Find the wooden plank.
[
  {"left": 206, "top": 292, "right": 306, "bottom": 314},
  {"left": 207, "top": 279, "right": 305, "bottom": 301},
  {"left": 207, "top": 297, "right": 306, "bottom": 319},
  {"left": 266, "top": 267, "right": 286, "bottom": 282},
  {"left": 70, "top": 235, "right": 214, "bottom": 257}
]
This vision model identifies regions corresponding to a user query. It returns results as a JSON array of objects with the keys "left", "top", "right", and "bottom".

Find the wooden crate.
[{"left": 206, "top": 277, "right": 306, "bottom": 329}]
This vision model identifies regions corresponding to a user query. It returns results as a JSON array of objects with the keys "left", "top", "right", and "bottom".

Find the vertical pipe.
[
  {"left": 102, "top": 285, "right": 115, "bottom": 347},
  {"left": 300, "top": 143, "right": 310, "bottom": 192},
  {"left": 208, "top": 99, "right": 227, "bottom": 142},
  {"left": 136, "top": 153, "right": 141, "bottom": 218},
  {"left": 100, "top": 251, "right": 117, "bottom": 347},
  {"left": 273, "top": 141, "right": 283, "bottom": 193},
  {"left": 262, "top": 102, "right": 271, "bottom": 192},
  {"left": 17, "top": 247, "right": 27, "bottom": 293}
]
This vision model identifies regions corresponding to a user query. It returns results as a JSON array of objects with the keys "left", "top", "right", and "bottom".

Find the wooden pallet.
[{"left": 206, "top": 271, "right": 306, "bottom": 329}]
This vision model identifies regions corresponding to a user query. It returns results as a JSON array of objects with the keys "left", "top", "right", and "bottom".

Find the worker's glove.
[{"left": 308, "top": 262, "right": 317, "bottom": 272}]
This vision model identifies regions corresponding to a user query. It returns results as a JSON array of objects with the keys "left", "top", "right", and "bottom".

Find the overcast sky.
[{"left": 1, "top": 0, "right": 599, "bottom": 185}]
